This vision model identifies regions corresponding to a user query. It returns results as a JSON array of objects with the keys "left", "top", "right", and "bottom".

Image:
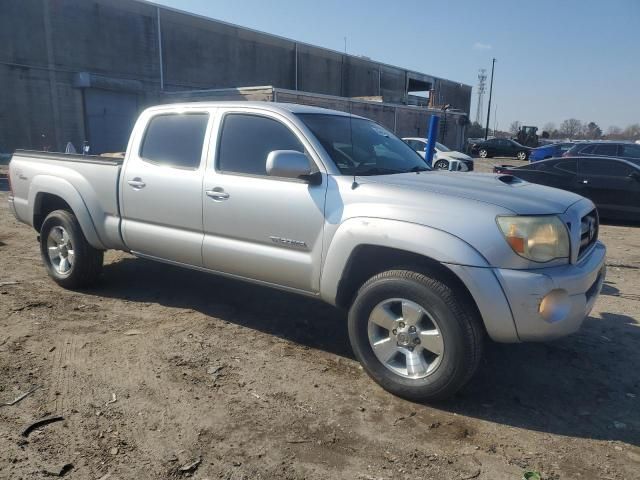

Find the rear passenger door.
[
  {"left": 201, "top": 110, "right": 327, "bottom": 293},
  {"left": 121, "top": 109, "right": 212, "bottom": 266},
  {"left": 576, "top": 158, "right": 639, "bottom": 218}
]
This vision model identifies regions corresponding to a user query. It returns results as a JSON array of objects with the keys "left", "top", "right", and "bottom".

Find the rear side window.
[
  {"left": 580, "top": 158, "right": 633, "bottom": 176},
  {"left": 559, "top": 144, "right": 573, "bottom": 153},
  {"left": 140, "top": 113, "right": 209, "bottom": 168},
  {"left": 218, "top": 114, "right": 304, "bottom": 176},
  {"left": 621, "top": 144, "right": 640, "bottom": 159},
  {"left": 406, "top": 140, "right": 425, "bottom": 152},
  {"left": 578, "top": 145, "right": 595, "bottom": 154}
]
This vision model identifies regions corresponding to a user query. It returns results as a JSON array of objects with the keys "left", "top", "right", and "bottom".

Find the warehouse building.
[{"left": 0, "top": 0, "right": 472, "bottom": 154}]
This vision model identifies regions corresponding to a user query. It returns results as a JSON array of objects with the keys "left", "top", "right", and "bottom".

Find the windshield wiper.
[{"left": 408, "top": 166, "right": 430, "bottom": 173}]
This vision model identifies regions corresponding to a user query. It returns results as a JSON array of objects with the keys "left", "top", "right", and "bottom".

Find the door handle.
[
  {"left": 127, "top": 178, "right": 146, "bottom": 189},
  {"left": 205, "top": 189, "right": 230, "bottom": 201}
]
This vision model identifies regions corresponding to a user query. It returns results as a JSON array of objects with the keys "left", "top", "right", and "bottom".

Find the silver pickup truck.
[{"left": 8, "top": 102, "right": 606, "bottom": 400}]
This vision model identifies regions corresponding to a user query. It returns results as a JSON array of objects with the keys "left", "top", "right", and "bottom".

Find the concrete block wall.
[{"left": 0, "top": 0, "right": 471, "bottom": 153}]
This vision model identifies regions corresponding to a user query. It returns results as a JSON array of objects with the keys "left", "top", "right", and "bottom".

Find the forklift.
[{"left": 515, "top": 125, "right": 539, "bottom": 147}]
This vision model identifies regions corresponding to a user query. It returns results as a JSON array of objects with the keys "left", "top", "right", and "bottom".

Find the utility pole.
[{"left": 484, "top": 58, "right": 496, "bottom": 140}]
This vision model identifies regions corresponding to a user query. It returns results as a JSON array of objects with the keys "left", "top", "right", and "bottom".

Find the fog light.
[{"left": 539, "top": 289, "right": 571, "bottom": 323}]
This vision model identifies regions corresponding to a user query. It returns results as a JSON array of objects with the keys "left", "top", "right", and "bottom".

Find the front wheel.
[
  {"left": 516, "top": 151, "right": 528, "bottom": 161},
  {"left": 348, "top": 270, "right": 484, "bottom": 401},
  {"left": 433, "top": 159, "right": 449, "bottom": 170},
  {"left": 40, "top": 210, "right": 104, "bottom": 289},
  {"left": 478, "top": 149, "right": 488, "bottom": 158}
]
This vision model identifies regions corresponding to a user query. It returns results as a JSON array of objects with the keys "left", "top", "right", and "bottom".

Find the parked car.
[
  {"left": 8, "top": 102, "right": 606, "bottom": 401},
  {"left": 563, "top": 141, "right": 640, "bottom": 160},
  {"left": 529, "top": 142, "right": 575, "bottom": 162},
  {"left": 470, "top": 138, "right": 531, "bottom": 160},
  {"left": 494, "top": 156, "right": 640, "bottom": 222},
  {"left": 403, "top": 137, "right": 474, "bottom": 171}
]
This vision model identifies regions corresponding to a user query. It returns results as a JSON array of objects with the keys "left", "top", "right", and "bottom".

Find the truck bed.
[
  {"left": 14, "top": 150, "right": 124, "bottom": 166},
  {"left": 9, "top": 149, "right": 126, "bottom": 251}
]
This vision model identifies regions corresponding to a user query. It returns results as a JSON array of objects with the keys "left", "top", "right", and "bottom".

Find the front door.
[
  {"left": 202, "top": 110, "right": 327, "bottom": 293},
  {"left": 121, "top": 110, "right": 212, "bottom": 266}
]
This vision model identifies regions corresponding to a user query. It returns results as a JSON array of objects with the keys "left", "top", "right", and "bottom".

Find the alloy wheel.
[
  {"left": 367, "top": 298, "right": 444, "bottom": 379},
  {"left": 47, "top": 226, "right": 74, "bottom": 275}
]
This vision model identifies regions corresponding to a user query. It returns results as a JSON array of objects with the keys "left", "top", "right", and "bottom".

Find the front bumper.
[
  {"left": 447, "top": 240, "right": 606, "bottom": 343},
  {"left": 494, "top": 241, "right": 606, "bottom": 341}
]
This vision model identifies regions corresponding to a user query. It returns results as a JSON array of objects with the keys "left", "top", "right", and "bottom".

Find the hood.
[{"left": 357, "top": 171, "right": 584, "bottom": 215}]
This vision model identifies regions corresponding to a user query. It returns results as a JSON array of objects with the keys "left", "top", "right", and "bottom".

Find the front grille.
[{"left": 578, "top": 209, "right": 598, "bottom": 258}]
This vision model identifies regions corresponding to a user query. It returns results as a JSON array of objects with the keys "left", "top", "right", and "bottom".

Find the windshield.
[
  {"left": 435, "top": 142, "right": 451, "bottom": 152},
  {"left": 297, "top": 114, "right": 431, "bottom": 175}
]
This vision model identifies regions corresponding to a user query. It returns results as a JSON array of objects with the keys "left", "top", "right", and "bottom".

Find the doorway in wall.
[{"left": 83, "top": 89, "right": 138, "bottom": 154}]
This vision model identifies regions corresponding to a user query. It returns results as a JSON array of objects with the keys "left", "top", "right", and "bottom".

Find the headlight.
[{"left": 496, "top": 215, "right": 570, "bottom": 262}]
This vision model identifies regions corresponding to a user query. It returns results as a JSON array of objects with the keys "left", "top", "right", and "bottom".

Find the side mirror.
[{"left": 266, "top": 150, "right": 317, "bottom": 183}]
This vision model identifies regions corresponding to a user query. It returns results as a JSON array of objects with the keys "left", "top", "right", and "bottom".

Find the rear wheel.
[
  {"left": 516, "top": 151, "right": 528, "bottom": 161},
  {"left": 348, "top": 270, "right": 484, "bottom": 401},
  {"left": 433, "top": 159, "right": 449, "bottom": 170},
  {"left": 40, "top": 210, "right": 103, "bottom": 289},
  {"left": 478, "top": 149, "right": 488, "bottom": 158}
]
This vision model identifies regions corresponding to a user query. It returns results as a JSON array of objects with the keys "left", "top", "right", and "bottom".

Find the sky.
[{"left": 151, "top": 0, "right": 639, "bottom": 132}]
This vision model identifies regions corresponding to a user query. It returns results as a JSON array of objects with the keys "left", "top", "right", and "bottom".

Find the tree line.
[
  {"left": 511, "top": 119, "right": 640, "bottom": 141},
  {"left": 467, "top": 120, "right": 639, "bottom": 141}
]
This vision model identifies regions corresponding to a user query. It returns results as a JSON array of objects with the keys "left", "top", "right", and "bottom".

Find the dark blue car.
[{"left": 529, "top": 142, "right": 574, "bottom": 162}]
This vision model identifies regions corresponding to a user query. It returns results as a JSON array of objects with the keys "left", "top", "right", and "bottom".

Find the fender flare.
[
  {"left": 319, "top": 217, "right": 489, "bottom": 305},
  {"left": 28, "top": 175, "right": 106, "bottom": 250}
]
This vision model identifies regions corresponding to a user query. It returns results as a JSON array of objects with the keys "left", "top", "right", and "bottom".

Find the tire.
[
  {"left": 516, "top": 151, "right": 528, "bottom": 161},
  {"left": 478, "top": 149, "right": 488, "bottom": 158},
  {"left": 433, "top": 159, "right": 449, "bottom": 170},
  {"left": 348, "top": 270, "right": 484, "bottom": 402},
  {"left": 39, "top": 209, "right": 103, "bottom": 289}
]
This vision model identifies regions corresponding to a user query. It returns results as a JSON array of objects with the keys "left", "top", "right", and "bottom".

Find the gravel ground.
[{"left": 0, "top": 159, "right": 639, "bottom": 480}]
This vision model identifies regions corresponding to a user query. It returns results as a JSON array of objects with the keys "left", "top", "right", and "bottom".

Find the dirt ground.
[{"left": 1, "top": 160, "right": 639, "bottom": 480}]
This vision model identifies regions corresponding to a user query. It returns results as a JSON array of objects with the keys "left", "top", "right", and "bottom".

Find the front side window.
[
  {"left": 217, "top": 114, "right": 304, "bottom": 176},
  {"left": 140, "top": 113, "right": 209, "bottom": 168},
  {"left": 298, "top": 114, "right": 430, "bottom": 175},
  {"left": 579, "top": 145, "right": 596, "bottom": 154},
  {"left": 593, "top": 144, "right": 618, "bottom": 156}
]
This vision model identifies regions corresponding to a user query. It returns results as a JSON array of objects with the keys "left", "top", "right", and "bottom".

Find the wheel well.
[
  {"left": 33, "top": 193, "right": 72, "bottom": 232},
  {"left": 335, "top": 245, "right": 482, "bottom": 318}
]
